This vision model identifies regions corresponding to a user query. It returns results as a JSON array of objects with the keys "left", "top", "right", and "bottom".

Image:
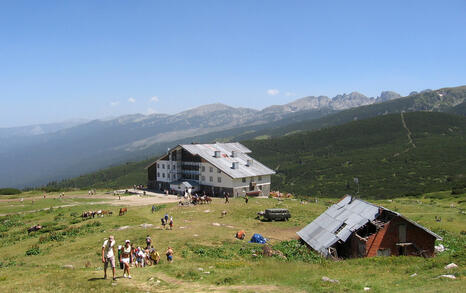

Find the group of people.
[
  {"left": 101, "top": 235, "right": 174, "bottom": 281},
  {"left": 160, "top": 213, "right": 174, "bottom": 230}
]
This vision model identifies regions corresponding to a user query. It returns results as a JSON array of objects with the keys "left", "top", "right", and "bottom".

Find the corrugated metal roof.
[
  {"left": 297, "top": 195, "right": 442, "bottom": 256},
  {"left": 180, "top": 143, "right": 275, "bottom": 179}
]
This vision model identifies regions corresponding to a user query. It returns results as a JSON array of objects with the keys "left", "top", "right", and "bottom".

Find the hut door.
[{"left": 398, "top": 224, "right": 407, "bottom": 242}]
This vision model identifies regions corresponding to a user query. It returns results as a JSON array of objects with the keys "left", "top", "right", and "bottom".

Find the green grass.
[{"left": 0, "top": 191, "right": 464, "bottom": 292}]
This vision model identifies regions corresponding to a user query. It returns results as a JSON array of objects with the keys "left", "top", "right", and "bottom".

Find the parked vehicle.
[{"left": 258, "top": 208, "right": 291, "bottom": 221}]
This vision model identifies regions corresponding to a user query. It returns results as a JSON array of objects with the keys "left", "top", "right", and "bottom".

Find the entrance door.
[{"left": 398, "top": 224, "right": 407, "bottom": 242}]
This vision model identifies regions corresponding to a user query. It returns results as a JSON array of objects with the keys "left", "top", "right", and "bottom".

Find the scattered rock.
[
  {"left": 193, "top": 234, "right": 199, "bottom": 237},
  {"left": 156, "top": 280, "right": 161, "bottom": 284},
  {"left": 438, "top": 274, "right": 456, "bottom": 280},
  {"left": 364, "top": 287, "right": 371, "bottom": 291},
  {"left": 140, "top": 223, "right": 153, "bottom": 228},
  {"left": 410, "top": 273, "right": 417, "bottom": 277},
  {"left": 212, "top": 222, "right": 221, "bottom": 226},
  {"left": 444, "top": 263, "right": 458, "bottom": 270},
  {"left": 322, "top": 276, "right": 339, "bottom": 283},
  {"left": 118, "top": 226, "right": 130, "bottom": 230},
  {"left": 203, "top": 271, "right": 210, "bottom": 274},
  {"left": 204, "top": 210, "right": 210, "bottom": 213},
  {"left": 62, "top": 264, "right": 74, "bottom": 269},
  {"left": 435, "top": 244, "right": 445, "bottom": 253},
  {"left": 198, "top": 267, "right": 204, "bottom": 271},
  {"left": 148, "top": 277, "right": 154, "bottom": 281},
  {"left": 226, "top": 225, "right": 235, "bottom": 229},
  {"left": 179, "top": 226, "right": 186, "bottom": 229}
]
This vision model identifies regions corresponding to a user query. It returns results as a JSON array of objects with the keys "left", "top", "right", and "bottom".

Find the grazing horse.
[
  {"left": 119, "top": 208, "right": 128, "bottom": 216},
  {"left": 27, "top": 224, "right": 42, "bottom": 234},
  {"left": 205, "top": 196, "right": 212, "bottom": 204}
]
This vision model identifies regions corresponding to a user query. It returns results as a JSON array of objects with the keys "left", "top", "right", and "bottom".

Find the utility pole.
[{"left": 354, "top": 177, "right": 359, "bottom": 196}]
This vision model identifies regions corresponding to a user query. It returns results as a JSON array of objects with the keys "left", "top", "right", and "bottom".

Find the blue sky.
[{"left": 0, "top": 0, "right": 465, "bottom": 127}]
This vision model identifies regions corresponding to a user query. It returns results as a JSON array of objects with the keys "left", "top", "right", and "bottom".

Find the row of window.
[
  {"left": 157, "top": 163, "right": 176, "bottom": 170},
  {"left": 200, "top": 176, "right": 222, "bottom": 183},
  {"left": 242, "top": 176, "right": 263, "bottom": 183},
  {"left": 157, "top": 172, "right": 178, "bottom": 180},
  {"left": 201, "top": 165, "right": 221, "bottom": 174}
]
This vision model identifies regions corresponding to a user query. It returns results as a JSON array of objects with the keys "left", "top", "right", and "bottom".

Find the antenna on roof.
[{"left": 351, "top": 177, "right": 359, "bottom": 203}]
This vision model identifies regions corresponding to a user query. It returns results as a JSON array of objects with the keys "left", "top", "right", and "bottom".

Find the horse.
[
  {"left": 27, "top": 224, "right": 42, "bottom": 234},
  {"left": 119, "top": 208, "right": 128, "bottom": 216}
]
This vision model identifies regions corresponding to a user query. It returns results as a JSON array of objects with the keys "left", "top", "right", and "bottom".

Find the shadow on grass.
[{"left": 88, "top": 276, "right": 123, "bottom": 281}]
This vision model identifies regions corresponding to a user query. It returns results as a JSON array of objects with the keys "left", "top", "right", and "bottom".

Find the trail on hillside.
[{"left": 400, "top": 112, "right": 416, "bottom": 151}]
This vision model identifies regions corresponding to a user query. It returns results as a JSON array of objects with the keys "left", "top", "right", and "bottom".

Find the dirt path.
[
  {"left": 137, "top": 271, "right": 299, "bottom": 293},
  {"left": 400, "top": 112, "right": 416, "bottom": 150},
  {"left": 0, "top": 192, "right": 179, "bottom": 216}
]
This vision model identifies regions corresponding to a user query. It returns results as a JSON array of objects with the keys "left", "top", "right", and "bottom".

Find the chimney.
[
  {"left": 214, "top": 151, "right": 221, "bottom": 158},
  {"left": 231, "top": 150, "right": 237, "bottom": 158},
  {"left": 247, "top": 159, "right": 253, "bottom": 166},
  {"left": 232, "top": 162, "right": 239, "bottom": 169}
]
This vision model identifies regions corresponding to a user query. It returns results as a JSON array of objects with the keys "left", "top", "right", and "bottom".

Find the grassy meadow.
[{"left": 0, "top": 190, "right": 464, "bottom": 292}]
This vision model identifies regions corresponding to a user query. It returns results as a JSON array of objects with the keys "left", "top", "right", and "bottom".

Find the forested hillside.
[
  {"left": 246, "top": 112, "right": 466, "bottom": 198},
  {"left": 46, "top": 112, "right": 466, "bottom": 198}
]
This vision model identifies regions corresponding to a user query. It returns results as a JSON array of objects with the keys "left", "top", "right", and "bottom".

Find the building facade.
[
  {"left": 297, "top": 195, "right": 441, "bottom": 258},
  {"left": 147, "top": 142, "right": 275, "bottom": 197}
]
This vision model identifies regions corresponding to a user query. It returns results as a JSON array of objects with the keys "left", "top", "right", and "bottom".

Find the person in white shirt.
[{"left": 101, "top": 235, "right": 116, "bottom": 281}]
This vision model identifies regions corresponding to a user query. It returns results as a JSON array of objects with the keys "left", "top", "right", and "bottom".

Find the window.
[
  {"left": 209, "top": 176, "right": 213, "bottom": 182},
  {"left": 201, "top": 166, "right": 205, "bottom": 172},
  {"left": 217, "top": 168, "right": 221, "bottom": 174},
  {"left": 217, "top": 177, "right": 222, "bottom": 183},
  {"left": 209, "top": 167, "right": 213, "bottom": 173},
  {"left": 242, "top": 178, "right": 246, "bottom": 183},
  {"left": 334, "top": 223, "right": 347, "bottom": 235},
  {"left": 173, "top": 165, "right": 176, "bottom": 170},
  {"left": 162, "top": 173, "right": 165, "bottom": 178},
  {"left": 201, "top": 176, "right": 205, "bottom": 181},
  {"left": 162, "top": 164, "right": 165, "bottom": 169},
  {"left": 167, "top": 174, "right": 170, "bottom": 179},
  {"left": 157, "top": 172, "right": 160, "bottom": 177},
  {"left": 258, "top": 176, "right": 262, "bottom": 181},
  {"left": 167, "top": 165, "right": 170, "bottom": 170},
  {"left": 157, "top": 163, "right": 160, "bottom": 168}
]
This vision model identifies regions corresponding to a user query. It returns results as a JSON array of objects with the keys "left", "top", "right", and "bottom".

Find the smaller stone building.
[{"left": 297, "top": 195, "right": 442, "bottom": 258}]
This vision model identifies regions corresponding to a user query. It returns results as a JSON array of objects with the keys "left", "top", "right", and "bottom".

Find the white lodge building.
[{"left": 147, "top": 142, "right": 275, "bottom": 197}]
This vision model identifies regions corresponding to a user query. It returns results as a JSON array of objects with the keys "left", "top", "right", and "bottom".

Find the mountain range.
[{"left": 1, "top": 86, "right": 465, "bottom": 188}]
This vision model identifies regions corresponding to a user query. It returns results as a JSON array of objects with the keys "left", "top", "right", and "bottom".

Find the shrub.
[
  {"left": 25, "top": 245, "right": 41, "bottom": 256},
  {"left": 451, "top": 187, "right": 464, "bottom": 195},
  {"left": 0, "top": 188, "right": 21, "bottom": 195},
  {"left": 272, "top": 240, "right": 323, "bottom": 263}
]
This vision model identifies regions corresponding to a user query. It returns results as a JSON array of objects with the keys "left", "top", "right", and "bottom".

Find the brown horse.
[{"left": 119, "top": 208, "right": 127, "bottom": 216}]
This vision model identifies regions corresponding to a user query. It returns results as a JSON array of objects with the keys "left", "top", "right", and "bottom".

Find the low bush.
[
  {"left": 272, "top": 240, "right": 323, "bottom": 263},
  {"left": 25, "top": 245, "right": 41, "bottom": 256},
  {"left": 0, "top": 188, "right": 21, "bottom": 195}
]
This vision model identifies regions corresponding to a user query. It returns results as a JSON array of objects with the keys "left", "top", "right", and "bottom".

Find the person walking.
[
  {"left": 102, "top": 235, "right": 116, "bottom": 281},
  {"left": 120, "top": 240, "right": 132, "bottom": 279},
  {"left": 161, "top": 218, "right": 166, "bottom": 230},
  {"left": 244, "top": 194, "right": 249, "bottom": 204},
  {"left": 166, "top": 247, "right": 174, "bottom": 263},
  {"left": 169, "top": 216, "right": 173, "bottom": 230},
  {"left": 146, "top": 235, "right": 152, "bottom": 249},
  {"left": 224, "top": 192, "right": 229, "bottom": 204}
]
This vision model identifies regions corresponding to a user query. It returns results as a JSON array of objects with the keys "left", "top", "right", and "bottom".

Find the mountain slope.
[
  {"left": 47, "top": 112, "right": 466, "bottom": 199},
  {"left": 245, "top": 111, "right": 466, "bottom": 198},
  {"left": 2, "top": 86, "right": 463, "bottom": 188}
]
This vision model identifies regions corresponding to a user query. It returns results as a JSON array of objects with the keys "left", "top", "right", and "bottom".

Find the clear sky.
[{"left": 1, "top": 0, "right": 465, "bottom": 127}]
